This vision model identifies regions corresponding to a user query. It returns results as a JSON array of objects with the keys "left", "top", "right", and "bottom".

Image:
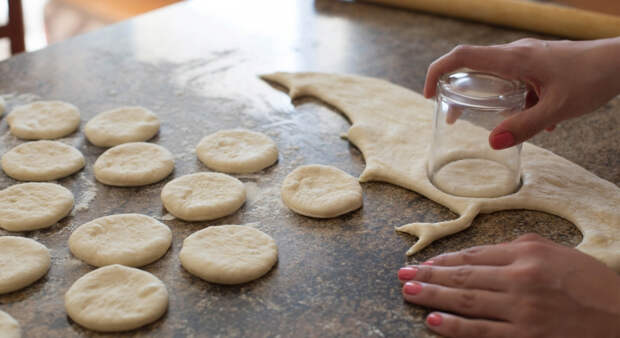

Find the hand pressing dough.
[
  {"left": 262, "top": 72, "right": 620, "bottom": 271},
  {"left": 85, "top": 106, "right": 160, "bottom": 147},
  {"left": 1, "top": 140, "right": 85, "bottom": 181},
  {"left": 0, "top": 310, "right": 21, "bottom": 338},
  {"left": 161, "top": 172, "right": 246, "bottom": 221},
  {"left": 93, "top": 142, "right": 174, "bottom": 187},
  {"left": 64, "top": 264, "right": 168, "bottom": 332},
  {"left": 7, "top": 101, "right": 80, "bottom": 139},
  {"left": 0, "top": 236, "right": 51, "bottom": 294},
  {"left": 0, "top": 183, "right": 74, "bottom": 231},
  {"left": 179, "top": 225, "right": 278, "bottom": 285},
  {"left": 196, "top": 129, "right": 278, "bottom": 173},
  {"left": 281, "top": 165, "right": 363, "bottom": 218},
  {"left": 69, "top": 214, "right": 172, "bottom": 267}
]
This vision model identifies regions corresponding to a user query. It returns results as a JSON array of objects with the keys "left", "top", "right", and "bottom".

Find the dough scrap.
[
  {"left": 0, "top": 236, "right": 51, "bottom": 294},
  {"left": 1, "top": 140, "right": 85, "bottom": 181},
  {"left": 262, "top": 72, "right": 620, "bottom": 271},
  {"left": 69, "top": 214, "right": 172, "bottom": 267},
  {"left": 64, "top": 264, "right": 168, "bottom": 332},
  {"left": 84, "top": 106, "right": 160, "bottom": 147},
  {"left": 281, "top": 164, "right": 363, "bottom": 218},
  {"left": 196, "top": 129, "right": 278, "bottom": 173},
  {"left": 161, "top": 172, "right": 246, "bottom": 221},
  {"left": 7, "top": 101, "right": 80, "bottom": 139},
  {"left": 0, "top": 183, "right": 74, "bottom": 231},
  {"left": 0, "top": 310, "right": 21, "bottom": 338},
  {"left": 93, "top": 142, "right": 174, "bottom": 187},
  {"left": 179, "top": 225, "right": 278, "bottom": 285}
]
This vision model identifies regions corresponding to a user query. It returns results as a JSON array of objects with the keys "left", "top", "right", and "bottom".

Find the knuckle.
[
  {"left": 451, "top": 44, "right": 473, "bottom": 57},
  {"left": 517, "top": 233, "right": 544, "bottom": 242},
  {"left": 450, "top": 266, "right": 473, "bottom": 287},
  {"left": 417, "top": 266, "right": 434, "bottom": 283},
  {"left": 457, "top": 291, "right": 477, "bottom": 310},
  {"left": 460, "top": 247, "right": 482, "bottom": 264},
  {"left": 508, "top": 263, "right": 549, "bottom": 285}
]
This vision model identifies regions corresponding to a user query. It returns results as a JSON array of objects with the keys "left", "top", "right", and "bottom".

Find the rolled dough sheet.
[{"left": 261, "top": 72, "right": 620, "bottom": 272}]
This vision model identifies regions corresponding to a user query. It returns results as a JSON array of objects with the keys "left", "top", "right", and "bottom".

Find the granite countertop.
[{"left": 0, "top": 0, "right": 617, "bottom": 336}]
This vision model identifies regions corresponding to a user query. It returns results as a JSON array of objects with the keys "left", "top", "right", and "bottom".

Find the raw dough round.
[
  {"left": 64, "top": 264, "right": 168, "bottom": 332},
  {"left": 161, "top": 172, "right": 246, "bottom": 221},
  {"left": 0, "top": 183, "right": 74, "bottom": 232},
  {"left": 93, "top": 142, "right": 174, "bottom": 187},
  {"left": 0, "top": 236, "right": 51, "bottom": 294},
  {"left": 7, "top": 101, "right": 80, "bottom": 139},
  {"left": 281, "top": 165, "right": 363, "bottom": 218},
  {"left": 69, "top": 214, "right": 172, "bottom": 267},
  {"left": 1, "top": 141, "right": 85, "bottom": 181},
  {"left": 84, "top": 106, "right": 160, "bottom": 147},
  {"left": 0, "top": 310, "right": 21, "bottom": 338},
  {"left": 196, "top": 129, "right": 278, "bottom": 173},
  {"left": 179, "top": 225, "right": 278, "bottom": 285},
  {"left": 431, "top": 158, "right": 519, "bottom": 198}
]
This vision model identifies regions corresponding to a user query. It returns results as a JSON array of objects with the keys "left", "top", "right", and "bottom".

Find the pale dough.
[
  {"left": 161, "top": 172, "right": 246, "bottom": 221},
  {"left": 0, "top": 183, "right": 74, "bottom": 231},
  {"left": 64, "top": 264, "right": 168, "bottom": 332},
  {"left": 7, "top": 101, "right": 80, "bottom": 139},
  {"left": 0, "top": 236, "right": 51, "bottom": 294},
  {"left": 262, "top": 72, "right": 620, "bottom": 271},
  {"left": 196, "top": 129, "right": 278, "bottom": 173},
  {"left": 69, "top": 214, "right": 172, "bottom": 267},
  {"left": 431, "top": 158, "right": 518, "bottom": 198},
  {"left": 281, "top": 164, "right": 363, "bottom": 218},
  {"left": 93, "top": 142, "right": 174, "bottom": 187},
  {"left": 84, "top": 106, "right": 160, "bottom": 147},
  {"left": 1, "top": 140, "right": 85, "bottom": 181},
  {"left": 0, "top": 310, "right": 21, "bottom": 338},
  {"left": 179, "top": 225, "right": 278, "bottom": 285}
]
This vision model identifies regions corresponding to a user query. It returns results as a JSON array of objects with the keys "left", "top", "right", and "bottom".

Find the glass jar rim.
[{"left": 438, "top": 70, "right": 528, "bottom": 109}]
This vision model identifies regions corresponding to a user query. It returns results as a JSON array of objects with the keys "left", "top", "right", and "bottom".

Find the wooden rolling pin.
[{"left": 359, "top": 0, "right": 620, "bottom": 39}]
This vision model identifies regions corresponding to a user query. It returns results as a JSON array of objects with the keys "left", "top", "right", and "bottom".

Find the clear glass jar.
[{"left": 428, "top": 71, "right": 528, "bottom": 198}]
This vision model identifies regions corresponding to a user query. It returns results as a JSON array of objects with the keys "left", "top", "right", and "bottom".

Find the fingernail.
[
  {"left": 398, "top": 267, "right": 418, "bottom": 280},
  {"left": 403, "top": 281, "right": 422, "bottom": 295},
  {"left": 426, "top": 313, "right": 442, "bottom": 326},
  {"left": 490, "top": 131, "right": 515, "bottom": 149},
  {"left": 422, "top": 260, "right": 434, "bottom": 266}
]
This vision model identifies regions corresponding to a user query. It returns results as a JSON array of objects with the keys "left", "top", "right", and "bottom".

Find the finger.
[
  {"left": 445, "top": 106, "right": 463, "bottom": 124},
  {"left": 511, "top": 233, "right": 554, "bottom": 245},
  {"left": 429, "top": 244, "right": 516, "bottom": 267},
  {"left": 398, "top": 265, "right": 509, "bottom": 291},
  {"left": 425, "top": 312, "right": 514, "bottom": 338},
  {"left": 489, "top": 100, "right": 556, "bottom": 149},
  {"left": 402, "top": 281, "right": 512, "bottom": 321}
]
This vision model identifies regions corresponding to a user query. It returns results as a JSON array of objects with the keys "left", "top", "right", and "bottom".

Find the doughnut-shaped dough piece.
[
  {"left": 281, "top": 165, "right": 363, "bottom": 218},
  {"left": 0, "top": 310, "right": 21, "bottom": 338},
  {"left": 196, "top": 129, "right": 278, "bottom": 174},
  {"left": 0, "top": 236, "right": 51, "bottom": 294},
  {"left": 161, "top": 172, "right": 246, "bottom": 221},
  {"left": 1, "top": 141, "right": 85, "bottom": 181},
  {"left": 93, "top": 142, "right": 174, "bottom": 187},
  {"left": 84, "top": 106, "right": 160, "bottom": 147},
  {"left": 7, "top": 101, "right": 80, "bottom": 139},
  {"left": 69, "top": 214, "right": 172, "bottom": 267},
  {"left": 180, "top": 225, "right": 278, "bottom": 285},
  {"left": 64, "top": 264, "right": 168, "bottom": 332},
  {"left": 0, "top": 183, "right": 74, "bottom": 231}
]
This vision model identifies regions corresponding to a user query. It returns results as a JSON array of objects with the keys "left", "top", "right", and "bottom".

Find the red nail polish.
[
  {"left": 490, "top": 131, "right": 515, "bottom": 149},
  {"left": 403, "top": 281, "right": 422, "bottom": 295},
  {"left": 398, "top": 267, "right": 418, "bottom": 280},
  {"left": 422, "top": 260, "right": 434, "bottom": 266},
  {"left": 426, "top": 313, "right": 442, "bottom": 326}
]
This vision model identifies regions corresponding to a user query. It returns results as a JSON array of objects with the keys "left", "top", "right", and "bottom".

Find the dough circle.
[
  {"left": 1, "top": 141, "right": 85, "bottom": 181},
  {"left": 0, "top": 183, "right": 74, "bottom": 232},
  {"left": 7, "top": 101, "right": 80, "bottom": 139},
  {"left": 431, "top": 158, "right": 519, "bottom": 198},
  {"left": 0, "top": 236, "right": 51, "bottom": 294},
  {"left": 161, "top": 172, "right": 246, "bottom": 221},
  {"left": 179, "top": 225, "right": 278, "bottom": 285},
  {"left": 93, "top": 142, "right": 174, "bottom": 187},
  {"left": 0, "top": 310, "right": 21, "bottom": 338},
  {"left": 69, "top": 214, "right": 172, "bottom": 267},
  {"left": 196, "top": 129, "right": 278, "bottom": 173},
  {"left": 281, "top": 165, "right": 363, "bottom": 218},
  {"left": 64, "top": 264, "right": 168, "bottom": 332},
  {"left": 84, "top": 106, "right": 160, "bottom": 147}
]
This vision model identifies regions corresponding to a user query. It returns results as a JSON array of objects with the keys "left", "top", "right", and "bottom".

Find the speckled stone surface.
[{"left": 0, "top": 0, "right": 617, "bottom": 337}]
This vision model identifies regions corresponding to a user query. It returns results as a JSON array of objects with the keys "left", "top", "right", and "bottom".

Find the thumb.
[{"left": 488, "top": 102, "right": 554, "bottom": 150}]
